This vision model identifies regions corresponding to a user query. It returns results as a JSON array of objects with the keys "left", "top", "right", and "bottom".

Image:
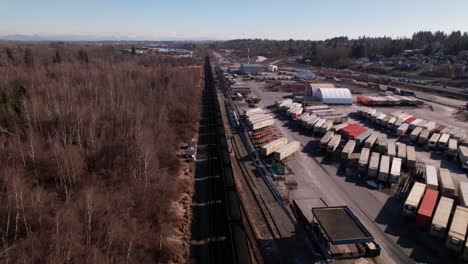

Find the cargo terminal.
[{"left": 213, "top": 51, "right": 468, "bottom": 263}]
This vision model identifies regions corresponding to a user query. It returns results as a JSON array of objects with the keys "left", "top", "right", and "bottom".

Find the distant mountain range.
[{"left": 0, "top": 34, "right": 222, "bottom": 42}]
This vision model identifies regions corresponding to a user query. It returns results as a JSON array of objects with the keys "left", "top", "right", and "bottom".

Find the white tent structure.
[{"left": 315, "top": 88, "right": 352, "bottom": 104}]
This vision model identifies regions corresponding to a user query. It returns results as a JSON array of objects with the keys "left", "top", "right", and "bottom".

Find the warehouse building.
[
  {"left": 315, "top": 88, "right": 353, "bottom": 105},
  {"left": 239, "top": 64, "right": 265, "bottom": 74}
]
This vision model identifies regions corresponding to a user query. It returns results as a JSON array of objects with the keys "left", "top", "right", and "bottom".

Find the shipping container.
[
  {"left": 355, "top": 130, "right": 372, "bottom": 146},
  {"left": 364, "top": 134, "right": 378, "bottom": 149},
  {"left": 446, "top": 206, "right": 468, "bottom": 252},
  {"left": 397, "top": 143, "right": 407, "bottom": 164},
  {"left": 248, "top": 114, "right": 273, "bottom": 124},
  {"left": 446, "top": 139, "right": 458, "bottom": 157},
  {"left": 396, "top": 123, "right": 410, "bottom": 136},
  {"left": 428, "top": 133, "right": 441, "bottom": 149},
  {"left": 403, "top": 182, "right": 426, "bottom": 217},
  {"left": 378, "top": 155, "right": 391, "bottom": 182},
  {"left": 410, "top": 127, "right": 423, "bottom": 142},
  {"left": 387, "top": 117, "right": 397, "bottom": 130},
  {"left": 327, "top": 134, "right": 342, "bottom": 154},
  {"left": 251, "top": 119, "right": 274, "bottom": 131},
  {"left": 430, "top": 197, "right": 454, "bottom": 238},
  {"left": 319, "top": 131, "right": 334, "bottom": 149},
  {"left": 305, "top": 117, "right": 320, "bottom": 129},
  {"left": 376, "top": 138, "right": 388, "bottom": 154},
  {"left": 341, "top": 140, "right": 356, "bottom": 160},
  {"left": 377, "top": 114, "right": 387, "bottom": 126},
  {"left": 440, "top": 127, "right": 452, "bottom": 134},
  {"left": 261, "top": 137, "right": 288, "bottom": 156},
  {"left": 358, "top": 148, "right": 371, "bottom": 173},
  {"left": 245, "top": 108, "right": 265, "bottom": 117},
  {"left": 459, "top": 146, "right": 468, "bottom": 170},
  {"left": 277, "top": 99, "right": 293, "bottom": 108},
  {"left": 424, "top": 121, "right": 437, "bottom": 131},
  {"left": 416, "top": 189, "right": 439, "bottom": 227},
  {"left": 418, "top": 129, "right": 431, "bottom": 145},
  {"left": 425, "top": 165, "right": 439, "bottom": 190},
  {"left": 433, "top": 124, "right": 446, "bottom": 133},
  {"left": 437, "top": 134, "right": 451, "bottom": 150},
  {"left": 368, "top": 152, "right": 381, "bottom": 178},
  {"left": 313, "top": 119, "right": 326, "bottom": 134},
  {"left": 407, "top": 146, "right": 417, "bottom": 169},
  {"left": 380, "top": 115, "right": 391, "bottom": 127},
  {"left": 320, "top": 120, "right": 334, "bottom": 134},
  {"left": 409, "top": 119, "right": 424, "bottom": 130},
  {"left": 387, "top": 143, "right": 396, "bottom": 158},
  {"left": 273, "top": 141, "right": 301, "bottom": 161},
  {"left": 455, "top": 130, "right": 466, "bottom": 142},
  {"left": 390, "top": 157, "right": 402, "bottom": 184},
  {"left": 331, "top": 123, "right": 348, "bottom": 132},
  {"left": 438, "top": 168, "right": 455, "bottom": 198},
  {"left": 459, "top": 181, "right": 468, "bottom": 207}
]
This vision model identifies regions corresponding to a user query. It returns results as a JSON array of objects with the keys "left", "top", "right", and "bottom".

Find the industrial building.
[
  {"left": 239, "top": 64, "right": 265, "bottom": 74},
  {"left": 315, "top": 88, "right": 353, "bottom": 105}
]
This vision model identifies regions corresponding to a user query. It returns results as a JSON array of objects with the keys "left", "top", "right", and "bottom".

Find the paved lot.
[{"left": 236, "top": 78, "right": 466, "bottom": 264}]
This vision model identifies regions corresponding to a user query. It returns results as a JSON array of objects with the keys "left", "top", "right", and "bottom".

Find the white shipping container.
[
  {"left": 341, "top": 140, "right": 356, "bottom": 160},
  {"left": 459, "top": 181, "right": 468, "bottom": 207},
  {"left": 320, "top": 131, "right": 334, "bottom": 149},
  {"left": 425, "top": 165, "right": 439, "bottom": 190},
  {"left": 428, "top": 133, "right": 441, "bottom": 149},
  {"left": 313, "top": 119, "right": 326, "bottom": 133},
  {"left": 439, "top": 168, "right": 455, "bottom": 198},
  {"left": 424, "top": 121, "right": 437, "bottom": 131},
  {"left": 407, "top": 146, "right": 417, "bottom": 169},
  {"left": 396, "top": 123, "right": 410, "bottom": 136},
  {"left": 403, "top": 182, "right": 426, "bottom": 217},
  {"left": 397, "top": 143, "right": 407, "bottom": 162},
  {"left": 446, "top": 139, "right": 458, "bottom": 157},
  {"left": 430, "top": 197, "right": 454, "bottom": 238},
  {"left": 327, "top": 134, "right": 342, "bottom": 153},
  {"left": 387, "top": 143, "right": 396, "bottom": 158},
  {"left": 358, "top": 148, "right": 371, "bottom": 172},
  {"left": 437, "top": 134, "right": 451, "bottom": 149},
  {"left": 364, "top": 134, "right": 378, "bottom": 149},
  {"left": 273, "top": 141, "right": 300, "bottom": 161},
  {"left": 390, "top": 157, "right": 402, "bottom": 184},
  {"left": 245, "top": 108, "right": 265, "bottom": 117},
  {"left": 261, "top": 137, "right": 288, "bottom": 156},
  {"left": 409, "top": 119, "right": 423, "bottom": 130},
  {"left": 446, "top": 206, "right": 468, "bottom": 252},
  {"left": 410, "top": 127, "right": 423, "bottom": 142},
  {"left": 251, "top": 119, "right": 274, "bottom": 131},
  {"left": 368, "top": 152, "right": 381, "bottom": 178},
  {"left": 378, "top": 155, "right": 390, "bottom": 182}
]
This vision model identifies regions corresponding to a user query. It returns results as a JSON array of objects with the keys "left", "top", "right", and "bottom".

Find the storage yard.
[{"left": 213, "top": 51, "right": 468, "bottom": 264}]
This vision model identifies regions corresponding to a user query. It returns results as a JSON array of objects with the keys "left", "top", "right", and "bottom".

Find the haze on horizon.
[{"left": 1, "top": 0, "right": 467, "bottom": 41}]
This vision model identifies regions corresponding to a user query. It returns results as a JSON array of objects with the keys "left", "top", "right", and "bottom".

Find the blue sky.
[{"left": 1, "top": 0, "right": 467, "bottom": 40}]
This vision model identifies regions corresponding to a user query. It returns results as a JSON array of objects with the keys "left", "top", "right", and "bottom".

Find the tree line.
[
  {"left": 0, "top": 43, "right": 202, "bottom": 263},
  {"left": 207, "top": 31, "right": 468, "bottom": 67}
]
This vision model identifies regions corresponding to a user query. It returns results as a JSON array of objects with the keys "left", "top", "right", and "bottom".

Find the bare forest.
[{"left": 0, "top": 43, "right": 202, "bottom": 263}]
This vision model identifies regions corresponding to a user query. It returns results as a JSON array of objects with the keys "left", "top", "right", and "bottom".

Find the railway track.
[{"left": 191, "top": 56, "right": 253, "bottom": 264}]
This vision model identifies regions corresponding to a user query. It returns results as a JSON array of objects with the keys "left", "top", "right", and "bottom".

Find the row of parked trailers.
[
  {"left": 357, "top": 95, "right": 422, "bottom": 106},
  {"left": 403, "top": 179, "right": 468, "bottom": 258},
  {"left": 357, "top": 107, "right": 468, "bottom": 170},
  {"left": 275, "top": 99, "right": 348, "bottom": 135}
]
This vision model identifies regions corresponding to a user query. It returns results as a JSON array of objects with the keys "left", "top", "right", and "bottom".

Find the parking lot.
[{"left": 229, "top": 73, "right": 467, "bottom": 263}]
